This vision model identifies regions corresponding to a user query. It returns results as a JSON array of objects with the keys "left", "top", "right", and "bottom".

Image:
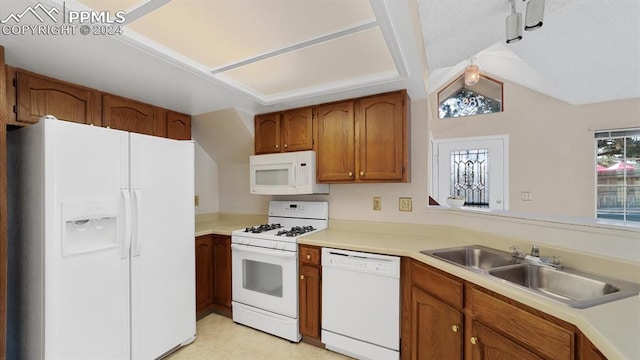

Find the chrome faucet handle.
[
  {"left": 550, "top": 255, "right": 562, "bottom": 267},
  {"left": 509, "top": 245, "right": 525, "bottom": 258},
  {"left": 531, "top": 245, "right": 540, "bottom": 257}
]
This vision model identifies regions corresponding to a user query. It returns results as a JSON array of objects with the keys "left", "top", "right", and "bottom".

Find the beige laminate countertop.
[
  {"left": 299, "top": 225, "right": 640, "bottom": 360},
  {"left": 195, "top": 213, "right": 267, "bottom": 237},
  {"left": 197, "top": 215, "right": 639, "bottom": 359}
]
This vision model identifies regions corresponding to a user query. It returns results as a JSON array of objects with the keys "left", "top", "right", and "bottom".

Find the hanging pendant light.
[
  {"left": 464, "top": 57, "right": 479, "bottom": 86},
  {"left": 525, "top": 0, "right": 545, "bottom": 30},
  {"left": 506, "top": 0, "right": 523, "bottom": 43}
]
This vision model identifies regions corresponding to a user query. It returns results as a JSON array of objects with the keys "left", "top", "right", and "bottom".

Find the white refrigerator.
[{"left": 7, "top": 116, "right": 195, "bottom": 359}]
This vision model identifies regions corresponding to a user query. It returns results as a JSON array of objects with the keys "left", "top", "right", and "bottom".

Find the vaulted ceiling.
[{"left": 0, "top": 0, "right": 638, "bottom": 116}]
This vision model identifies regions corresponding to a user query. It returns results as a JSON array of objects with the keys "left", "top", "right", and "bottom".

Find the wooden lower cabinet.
[
  {"left": 579, "top": 333, "right": 608, "bottom": 360},
  {"left": 298, "top": 245, "right": 322, "bottom": 341},
  {"left": 402, "top": 258, "right": 604, "bottom": 360},
  {"left": 195, "top": 234, "right": 232, "bottom": 319},
  {"left": 402, "top": 258, "right": 464, "bottom": 359},
  {"left": 211, "top": 235, "right": 232, "bottom": 313},
  {"left": 195, "top": 235, "right": 215, "bottom": 317},
  {"left": 409, "top": 286, "right": 463, "bottom": 359},
  {"left": 470, "top": 321, "right": 544, "bottom": 360}
]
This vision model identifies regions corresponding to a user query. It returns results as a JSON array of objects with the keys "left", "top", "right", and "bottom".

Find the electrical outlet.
[
  {"left": 399, "top": 197, "right": 412, "bottom": 212},
  {"left": 373, "top": 197, "right": 381, "bottom": 211},
  {"left": 194, "top": 195, "right": 200, "bottom": 206},
  {"left": 521, "top": 191, "right": 533, "bottom": 201}
]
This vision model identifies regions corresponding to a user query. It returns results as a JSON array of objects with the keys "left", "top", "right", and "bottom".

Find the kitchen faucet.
[{"left": 509, "top": 245, "right": 563, "bottom": 269}]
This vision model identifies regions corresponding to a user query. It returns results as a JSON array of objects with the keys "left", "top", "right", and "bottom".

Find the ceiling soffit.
[{"left": 67, "top": 0, "right": 407, "bottom": 105}]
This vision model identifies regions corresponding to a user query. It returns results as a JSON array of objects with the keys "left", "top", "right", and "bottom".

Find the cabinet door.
[
  {"left": 357, "top": 91, "right": 407, "bottom": 182},
  {"left": 212, "top": 235, "right": 232, "bottom": 313},
  {"left": 167, "top": 110, "right": 191, "bottom": 140},
  {"left": 580, "top": 334, "right": 607, "bottom": 360},
  {"left": 299, "top": 264, "right": 321, "bottom": 338},
  {"left": 317, "top": 101, "right": 355, "bottom": 182},
  {"left": 255, "top": 112, "right": 281, "bottom": 154},
  {"left": 16, "top": 71, "right": 101, "bottom": 125},
  {"left": 409, "top": 286, "right": 463, "bottom": 360},
  {"left": 282, "top": 107, "right": 313, "bottom": 152},
  {"left": 195, "top": 235, "right": 214, "bottom": 318},
  {"left": 153, "top": 108, "right": 168, "bottom": 138},
  {"left": 470, "top": 321, "right": 544, "bottom": 360},
  {"left": 103, "top": 94, "right": 154, "bottom": 135},
  {"left": 468, "top": 286, "right": 574, "bottom": 360}
]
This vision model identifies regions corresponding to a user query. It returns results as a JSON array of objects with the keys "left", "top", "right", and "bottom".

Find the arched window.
[{"left": 437, "top": 74, "right": 503, "bottom": 119}]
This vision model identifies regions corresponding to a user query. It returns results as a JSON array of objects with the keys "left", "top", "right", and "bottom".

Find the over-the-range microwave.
[{"left": 249, "top": 150, "right": 329, "bottom": 195}]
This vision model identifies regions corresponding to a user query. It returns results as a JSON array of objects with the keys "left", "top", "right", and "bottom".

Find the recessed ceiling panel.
[
  {"left": 126, "top": 0, "right": 375, "bottom": 69},
  {"left": 219, "top": 27, "right": 397, "bottom": 97}
]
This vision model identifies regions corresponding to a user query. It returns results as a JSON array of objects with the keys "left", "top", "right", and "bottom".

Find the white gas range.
[{"left": 231, "top": 201, "right": 329, "bottom": 342}]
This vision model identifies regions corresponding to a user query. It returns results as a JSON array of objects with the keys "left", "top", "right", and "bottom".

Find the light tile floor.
[{"left": 165, "top": 313, "right": 353, "bottom": 360}]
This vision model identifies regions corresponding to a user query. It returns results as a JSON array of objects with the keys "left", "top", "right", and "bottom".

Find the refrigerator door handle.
[
  {"left": 121, "top": 189, "right": 132, "bottom": 259},
  {"left": 132, "top": 189, "right": 142, "bottom": 257}
]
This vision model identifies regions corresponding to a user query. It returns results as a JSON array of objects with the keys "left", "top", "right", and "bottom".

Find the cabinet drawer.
[
  {"left": 410, "top": 259, "right": 463, "bottom": 309},
  {"left": 299, "top": 245, "right": 321, "bottom": 266},
  {"left": 467, "top": 286, "right": 574, "bottom": 360}
]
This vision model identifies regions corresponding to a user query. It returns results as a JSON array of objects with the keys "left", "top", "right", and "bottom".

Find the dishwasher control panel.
[{"left": 322, "top": 248, "right": 400, "bottom": 278}]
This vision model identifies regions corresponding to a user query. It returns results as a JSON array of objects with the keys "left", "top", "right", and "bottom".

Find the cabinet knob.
[
  {"left": 284, "top": 144, "right": 288, "bottom": 148},
  {"left": 306, "top": 254, "right": 311, "bottom": 260},
  {"left": 348, "top": 171, "right": 353, "bottom": 177},
  {"left": 451, "top": 325, "right": 459, "bottom": 333},
  {"left": 300, "top": 275, "right": 305, "bottom": 280},
  {"left": 360, "top": 171, "right": 364, "bottom": 176},
  {"left": 470, "top": 337, "right": 478, "bottom": 345},
  {"left": 275, "top": 144, "right": 280, "bottom": 149}
]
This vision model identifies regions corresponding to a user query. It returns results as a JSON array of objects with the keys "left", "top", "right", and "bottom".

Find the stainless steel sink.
[
  {"left": 489, "top": 263, "right": 640, "bottom": 308},
  {"left": 420, "top": 245, "right": 520, "bottom": 271}
]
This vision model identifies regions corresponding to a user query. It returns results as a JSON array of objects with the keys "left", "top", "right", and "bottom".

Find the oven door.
[{"left": 231, "top": 243, "right": 298, "bottom": 318}]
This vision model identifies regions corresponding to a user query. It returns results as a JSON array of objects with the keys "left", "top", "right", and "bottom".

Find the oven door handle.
[{"left": 231, "top": 243, "right": 297, "bottom": 259}]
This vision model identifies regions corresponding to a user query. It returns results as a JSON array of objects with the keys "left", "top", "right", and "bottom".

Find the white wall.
[
  {"left": 194, "top": 141, "right": 219, "bottom": 215},
  {"left": 218, "top": 163, "right": 271, "bottom": 214},
  {"left": 429, "top": 79, "right": 640, "bottom": 218},
  {"left": 211, "top": 82, "right": 640, "bottom": 262}
]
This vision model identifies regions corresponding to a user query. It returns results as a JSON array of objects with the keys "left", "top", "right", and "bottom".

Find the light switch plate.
[
  {"left": 373, "top": 197, "right": 381, "bottom": 211},
  {"left": 399, "top": 197, "right": 412, "bottom": 212}
]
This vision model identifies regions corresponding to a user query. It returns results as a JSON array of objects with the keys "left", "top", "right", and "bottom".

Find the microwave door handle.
[{"left": 293, "top": 162, "right": 298, "bottom": 190}]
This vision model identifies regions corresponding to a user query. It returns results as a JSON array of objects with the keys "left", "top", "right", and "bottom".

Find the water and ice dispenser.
[{"left": 61, "top": 199, "right": 119, "bottom": 257}]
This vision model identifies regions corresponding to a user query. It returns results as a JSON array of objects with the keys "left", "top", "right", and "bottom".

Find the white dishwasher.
[{"left": 321, "top": 247, "right": 400, "bottom": 360}]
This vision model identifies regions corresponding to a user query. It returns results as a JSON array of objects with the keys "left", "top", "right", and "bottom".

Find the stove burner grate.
[
  {"left": 276, "top": 225, "right": 316, "bottom": 237},
  {"left": 244, "top": 223, "right": 282, "bottom": 233}
]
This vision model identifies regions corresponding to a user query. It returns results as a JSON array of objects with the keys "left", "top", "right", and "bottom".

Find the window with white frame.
[
  {"left": 432, "top": 135, "right": 509, "bottom": 210},
  {"left": 595, "top": 129, "right": 640, "bottom": 222}
]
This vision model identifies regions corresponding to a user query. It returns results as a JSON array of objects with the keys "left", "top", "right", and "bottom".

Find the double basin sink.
[{"left": 421, "top": 245, "right": 640, "bottom": 308}]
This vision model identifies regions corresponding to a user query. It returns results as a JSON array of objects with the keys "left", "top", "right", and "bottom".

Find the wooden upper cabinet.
[
  {"left": 316, "top": 90, "right": 408, "bottom": 183},
  {"left": 102, "top": 94, "right": 154, "bottom": 135},
  {"left": 166, "top": 110, "right": 191, "bottom": 140},
  {"left": 14, "top": 70, "right": 101, "bottom": 126},
  {"left": 255, "top": 112, "right": 281, "bottom": 154},
  {"left": 254, "top": 107, "right": 313, "bottom": 154},
  {"left": 317, "top": 101, "right": 356, "bottom": 182},
  {"left": 282, "top": 107, "right": 313, "bottom": 152},
  {"left": 357, "top": 90, "right": 408, "bottom": 182}
]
